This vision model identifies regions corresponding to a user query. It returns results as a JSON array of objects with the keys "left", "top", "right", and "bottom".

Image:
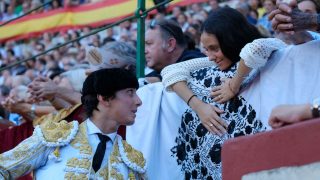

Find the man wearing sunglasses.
[{"left": 144, "top": 19, "right": 205, "bottom": 83}]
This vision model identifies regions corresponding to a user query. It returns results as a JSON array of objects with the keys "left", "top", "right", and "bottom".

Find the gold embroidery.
[
  {"left": 64, "top": 172, "right": 88, "bottom": 179},
  {"left": 128, "top": 170, "right": 136, "bottom": 180},
  {"left": 53, "top": 147, "right": 60, "bottom": 159},
  {"left": 0, "top": 134, "right": 47, "bottom": 178},
  {"left": 110, "top": 168, "right": 124, "bottom": 180},
  {"left": 122, "top": 140, "right": 146, "bottom": 169},
  {"left": 64, "top": 122, "right": 92, "bottom": 179},
  {"left": 70, "top": 123, "right": 91, "bottom": 155},
  {"left": 1, "top": 137, "right": 34, "bottom": 162},
  {"left": 78, "top": 159, "right": 91, "bottom": 169},
  {"left": 110, "top": 141, "right": 121, "bottom": 164},
  {"left": 65, "top": 158, "right": 90, "bottom": 172},
  {"left": 109, "top": 139, "right": 127, "bottom": 180},
  {"left": 13, "top": 146, "right": 30, "bottom": 159},
  {"left": 0, "top": 155, "right": 4, "bottom": 162},
  {"left": 66, "top": 158, "right": 78, "bottom": 168},
  {"left": 77, "top": 173, "right": 88, "bottom": 179},
  {"left": 64, "top": 172, "right": 73, "bottom": 179},
  {"left": 10, "top": 164, "right": 32, "bottom": 179},
  {"left": 40, "top": 120, "right": 74, "bottom": 142},
  {"left": 98, "top": 165, "right": 108, "bottom": 178}
]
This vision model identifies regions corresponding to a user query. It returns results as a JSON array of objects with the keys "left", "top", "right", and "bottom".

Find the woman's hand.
[
  {"left": 211, "top": 78, "right": 240, "bottom": 103},
  {"left": 193, "top": 100, "right": 228, "bottom": 136}
]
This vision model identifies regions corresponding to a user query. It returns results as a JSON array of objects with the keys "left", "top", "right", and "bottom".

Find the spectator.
[
  {"left": 297, "top": 0, "right": 320, "bottom": 31},
  {"left": 186, "top": 24, "right": 201, "bottom": 47},
  {"left": 177, "top": 13, "right": 189, "bottom": 32},
  {"left": 191, "top": 3, "right": 203, "bottom": 14},
  {"left": 144, "top": 19, "right": 205, "bottom": 82},
  {"left": 171, "top": 6, "right": 183, "bottom": 22},
  {"left": 42, "top": 32, "right": 55, "bottom": 50},
  {"left": 18, "top": 2, "right": 31, "bottom": 16},
  {"left": 208, "top": 0, "right": 220, "bottom": 13},
  {"left": 257, "top": 0, "right": 276, "bottom": 34},
  {"left": 0, "top": 85, "right": 9, "bottom": 103},
  {"left": 49, "top": 0, "right": 63, "bottom": 10},
  {"left": 2, "top": 5, "right": 17, "bottom": 22},
  {"left": 34, "top": 58, "right": 47, "bottom": 75},
  {"left": 102, "top": 28, "right": 116, "bottom": 45},
  {"left": 89, "top": 34, "right": 101, "bottom": 47},
  {"left": 0, "top": 85, "right": 9, "bottom": 120},
  {"left": 298, "top": 0, "right": 319, "bottom": 14}
]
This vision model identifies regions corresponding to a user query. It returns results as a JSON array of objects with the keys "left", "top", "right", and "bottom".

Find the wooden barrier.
[{"left": 222, "top": 118, "right": 320, "bottom": 180}]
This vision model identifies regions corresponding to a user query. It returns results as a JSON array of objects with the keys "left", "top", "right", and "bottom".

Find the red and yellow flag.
[{"left": 0, "top": 0, "right": 207, "bottom": 42}]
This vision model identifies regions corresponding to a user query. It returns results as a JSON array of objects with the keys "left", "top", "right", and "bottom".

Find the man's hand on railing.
[{"left": 268, "top": 104, "right": 313, "bottom": 129}]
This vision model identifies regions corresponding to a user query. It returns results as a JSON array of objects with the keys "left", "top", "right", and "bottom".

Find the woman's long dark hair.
[{"left": 201, "top": 7, "right": 263, "bottom": 64}]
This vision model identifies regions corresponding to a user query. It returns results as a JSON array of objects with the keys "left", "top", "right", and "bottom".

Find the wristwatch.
[
  {"left": 30, "top": 104, "right": 36, "bottom": 118},
  {"left": 311, "top": 98, "right": 320, "bottom": 118}
]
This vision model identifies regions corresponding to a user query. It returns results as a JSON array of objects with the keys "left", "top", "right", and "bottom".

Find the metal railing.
[
  {"left": 0, "top": 0, "right": 53, "bottom": 27},
  {"left": 0, "top": 0, "right": 173, "bottom": 78}
]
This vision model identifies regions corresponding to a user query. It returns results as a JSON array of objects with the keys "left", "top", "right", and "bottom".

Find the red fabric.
[
  {"left": 17, "top": 174, "right": 32, "bottom": 180},
  {"left": 0, "top": 120, "right": 14, "bottom": 131},
  {"left": 222, "top": 118, "right": 320, "bottom": 180},
  {"left": 0, "top": 122, "right": 34, "bottom": 180},
  {"left": 118, "top": 125, "right": 126, "bottom": 140},
  {"left": 0, "top": 121, "right": 34, "bottom": 153},
  {"left": 65, "top": 105, "right": 86, "bottom": 123}
]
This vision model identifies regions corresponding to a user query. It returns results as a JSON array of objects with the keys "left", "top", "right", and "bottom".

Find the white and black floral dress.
[{"left": 171, "top": 64, "right": 266, "bottom": 179}]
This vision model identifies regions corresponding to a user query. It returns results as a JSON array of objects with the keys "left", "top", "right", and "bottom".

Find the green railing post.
[{"left": 136, "top": 0, "right": 146, "bottom": 78}]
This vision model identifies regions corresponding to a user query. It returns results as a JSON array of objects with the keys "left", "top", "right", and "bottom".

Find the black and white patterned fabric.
[{"left": 171, "top": 65, "right": 266, "bottom": 180}]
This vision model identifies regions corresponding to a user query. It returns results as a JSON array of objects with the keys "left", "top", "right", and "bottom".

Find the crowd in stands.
[{"left": 0, "top": 0, "right": 320, "bottom": 178}]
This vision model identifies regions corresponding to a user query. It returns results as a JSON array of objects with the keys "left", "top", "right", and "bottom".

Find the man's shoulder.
[
  {"left": 177, "top": 49, "right": 206, "bottom": 63},
  {"left": 118, "top": 139, "right": 146, "bottom": 174},
  {"left": 34, "top": 120, "right": 79, "bottom": 147}
]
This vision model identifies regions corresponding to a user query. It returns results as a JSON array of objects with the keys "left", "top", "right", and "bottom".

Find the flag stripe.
[{"left": 0, "top": 0, "right": 207, "bottom": 42}]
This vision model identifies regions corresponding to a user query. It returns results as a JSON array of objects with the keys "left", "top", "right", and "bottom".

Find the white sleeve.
[
  {"left": 240, "top": 38, "right": 287, "bottom": 69},
  {"left": 0, "top": 133, "right": 53, "bottom": 179},
  {"left": 161, "top": 57, "right": 214, "bottom": 91}
]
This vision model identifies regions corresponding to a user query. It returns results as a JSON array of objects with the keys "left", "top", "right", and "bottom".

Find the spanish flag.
[{"left": 0, "top": 0, "right": 207, "bottom": 42}]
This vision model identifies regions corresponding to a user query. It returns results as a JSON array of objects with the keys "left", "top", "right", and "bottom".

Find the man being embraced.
[{"left": 0, "top": 68, "right": 146, "bottom": 179}]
